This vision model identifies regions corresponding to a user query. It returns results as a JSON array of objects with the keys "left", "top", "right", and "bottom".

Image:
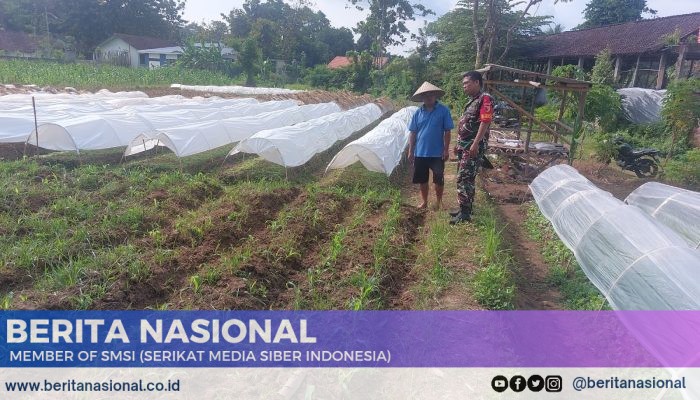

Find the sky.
[{"left": 183, "top": 0, "right": 700, "bottom": 55}]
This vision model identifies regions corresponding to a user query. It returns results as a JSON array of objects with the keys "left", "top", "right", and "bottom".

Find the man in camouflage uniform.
[{"left": 450, "top": 71, "right": 493, "bottom": 224}]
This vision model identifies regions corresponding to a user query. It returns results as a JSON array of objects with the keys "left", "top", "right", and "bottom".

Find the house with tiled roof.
[
  {"left": 94, "top": 33, "right": 177, "bottom": 68},
  {"left": 525, "top": 12, "right": 700, "bottom": 89},
  {"left": 327, "top": 55, "right": 389, "bottom": 70}
]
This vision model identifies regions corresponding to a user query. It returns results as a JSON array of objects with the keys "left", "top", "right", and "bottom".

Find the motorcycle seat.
[{"left": 631, "top": 149, "right": 659, "bottom": 157}]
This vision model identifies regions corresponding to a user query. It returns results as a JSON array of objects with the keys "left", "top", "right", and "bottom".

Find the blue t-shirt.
[{"left": 409, "top": 102, "right": 454, "bottom": 157}]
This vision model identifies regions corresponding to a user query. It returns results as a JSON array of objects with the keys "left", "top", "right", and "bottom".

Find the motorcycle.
[
  {"left": 493, "top": 102, "right": 520, "bottom": 129},
  {"left": 613, "top": 138, "right": 662, "bottom": 178}
]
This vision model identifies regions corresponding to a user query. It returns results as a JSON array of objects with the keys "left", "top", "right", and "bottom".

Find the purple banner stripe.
[{"left": 1, "top": 311, "right": 699, "bottom": 368}]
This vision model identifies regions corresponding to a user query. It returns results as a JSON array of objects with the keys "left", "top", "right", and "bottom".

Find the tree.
[
  {"left": 222, "top": 0, "right": 353, "bottom": 66},
  {"left": 579, "top": 0, "right": 656, "bottom": 29},
  {"left": 0, "top": 0, "right": 187, "bottom": 55},
  {"left": 239, "top": 37, "right": 260, "bottom": 86},
  {"left": 348, "top": 0, "right": 433, "bottom": 65},
  {"left": 544, "top": 23, "right": 564, "bottom": 34},
  {"left": 590, "top": 48, "right": 614, "bottom": 85},
  {"left": 458, "top": 0, "right": 563, "bottom": 68}
]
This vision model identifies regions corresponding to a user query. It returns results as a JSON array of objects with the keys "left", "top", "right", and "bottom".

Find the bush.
[
  {"left": 304, "top": 65, "right": 350, "bottom": 90},
  {"left": 590, "top": 131, "right": 618, "bottom": 163},
  {"left": 585, "top": 84, "right": 622, "bottom": 132},
  {"left": 664, "top": 148, "right": 700, "bottom": 187},
  {"left": 662, "top": 78, "right": 700, "bottom": 153}
]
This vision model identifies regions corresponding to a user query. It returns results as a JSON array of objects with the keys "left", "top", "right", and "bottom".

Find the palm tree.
[{"left": 544, "top": 23, "right": 565, "bottom": 35}]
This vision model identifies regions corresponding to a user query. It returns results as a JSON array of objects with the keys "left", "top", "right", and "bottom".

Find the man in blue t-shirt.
[{"left": 408, "top": 81, "right": 454, "bottom": 210}]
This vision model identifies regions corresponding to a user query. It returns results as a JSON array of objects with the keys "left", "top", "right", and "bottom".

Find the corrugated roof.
[
  {"left": 528, "top": 12, "right": 700, "bottom": 58},
  {"left": 0, "top": 31, "right": 40, "bottom": 54},
  {"left": 107, "top": 33, "right": 176, "bottom": 50}
]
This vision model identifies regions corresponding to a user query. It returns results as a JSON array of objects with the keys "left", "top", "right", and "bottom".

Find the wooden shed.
[{"left": 524, "top": 12, "right": 700, "bottom": 89}]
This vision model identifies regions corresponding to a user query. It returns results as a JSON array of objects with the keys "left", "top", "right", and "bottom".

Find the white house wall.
[{"left": 98, "top": 38, "right": 139, "bottom": 67}]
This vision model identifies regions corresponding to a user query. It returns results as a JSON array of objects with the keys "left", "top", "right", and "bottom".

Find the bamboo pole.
[{"left": 32, "top": 96, "right": 39, "bottom": 158}]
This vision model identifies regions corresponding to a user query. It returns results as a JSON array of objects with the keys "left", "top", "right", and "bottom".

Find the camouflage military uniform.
[{"left": 456, "top": 92, "right": 493, "bottom": 216}]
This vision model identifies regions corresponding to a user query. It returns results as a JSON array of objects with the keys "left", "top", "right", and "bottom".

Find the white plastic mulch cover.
[
  {"left": 625, "top": 182, "right": 700, "bottom": 249},
  {"left": 325, "top": 106, "right": 417, "bottom": 175},
  {"left": 529, "top": 164, "right": 700, "bottom": 310},
  {"left": 172, "top": 84, "right": 304, "bottom": 95},
  {"left": 617, "top": 88, "right": 666, "bottom": 124},
  {"left": 230, "top": 103, "right": 383, "bottom": 167},
  {"left": 123, "top": 102, "right": 341, "bottom": 158},
  {"left": 12, "top": 93, "right": 300, "bottom": 151},
  {"left": 0, "top": 90, "right": 150, "bottom": 143}
]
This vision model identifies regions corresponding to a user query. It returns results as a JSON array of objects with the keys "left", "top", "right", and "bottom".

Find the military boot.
[{"left": 449, "top": 206, "right": 471, "bottom": 225}]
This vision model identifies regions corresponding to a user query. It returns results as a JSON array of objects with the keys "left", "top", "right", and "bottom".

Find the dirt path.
[{"left": 482, "top": 177, "right": 563, "bottom": 309}]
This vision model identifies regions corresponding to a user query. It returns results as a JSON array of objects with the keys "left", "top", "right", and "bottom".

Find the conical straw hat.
[{"left": 411, "top": 81, "right": 445, "bottom": 102}]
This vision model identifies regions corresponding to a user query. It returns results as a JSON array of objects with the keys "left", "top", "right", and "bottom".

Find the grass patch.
[
  {"left": 349, "top": 191, "right": 403, "bottom": 310},
  {"left": 469, "top": 198, "right": 516, "bottom": 310},
  {"left": 412, "top": 215, "right": 456, "bottom": 307},
  {"left": 524, "top": 203, "right": 609, "bottom": 310}
]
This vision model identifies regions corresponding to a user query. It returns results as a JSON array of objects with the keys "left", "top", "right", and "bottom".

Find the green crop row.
[{"left": 0, "top": 59, "right": 237, "bottom": 89}]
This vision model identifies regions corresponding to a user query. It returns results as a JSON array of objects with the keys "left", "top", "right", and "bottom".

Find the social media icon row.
[{"left": 491, "top": 375, "right": 562, "bottom": 393}]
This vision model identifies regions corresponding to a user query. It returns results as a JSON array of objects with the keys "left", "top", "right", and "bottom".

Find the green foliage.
[
  {"left": 222, "top": 0, "right": 354, "bottom": 67},
  {"left": 472, "top": 259, "right": 515, "bottom": 310},
  {"left": 524, "top": 204, "right": 609, "bottom": 310},
  {"left": 590, "top": 131, "right": 618, "bottom": 163},
  {"left": 0, "top": 0, "right": 185, "bottom": 55},
  {"left": 590, "top": 49, "right": 614, "bottom": 85},
  {"left": 664, "top": 149, "right": 700, "bottom": 187},
  {"left": 662, "top": 78, "right": 700, "bottom": 153},
  {"left": 586, "top": 84, "right": 622, "bottom": 132},
  {"left": 347, "top": 50, "right": 375, "bottom": 93},
  {"left": 534, "top": 104, "right": 560, "bottom": 123},
  {"left": 551, "top": 65, "right": 585, "bottom": 81},
  {"left": 351, "top": 0, "right": 433, "bottom": 60},
  {"left": 579, "top": 0, "right": 656, "bottom": 29},
  {"left": 177, "top": 41, "right": 238, "bottom": 77},
  {"left": 469, "top": 198, "right": 516, "bottom": 310},
  {"left": 239, "top": 38, "right": 260, "bottom": 87},
  {"left": 0, "top": 59, "right": 235, "bottom": 88},
  {"left": 304, "top": 65, "right": 347, "bottom": 90},
  {"left": 550, "top": 64, "right": 622, "bottom": 132}
]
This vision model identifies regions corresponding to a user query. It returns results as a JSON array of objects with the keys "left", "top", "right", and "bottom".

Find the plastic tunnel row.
[
  {"left": 122, "top": 102, "right": 341, "bottom": 158},
  {"left": 230, "top": 103, "right": 384, "bottom": 167},
  {"left": 326, "top": 106, "right": 418, "bottom": 175},
  {"left": 1, "top": 91, "right": 420, "bottom": 174},
  {"left": 0, "top": 91, "right": 264, "bottom": 144},
  {"left": 626, "top": 182, "right": 700, "bottom": 249},
  {"left": 530, "top": 165, "right": 700, "bottom": 310}
]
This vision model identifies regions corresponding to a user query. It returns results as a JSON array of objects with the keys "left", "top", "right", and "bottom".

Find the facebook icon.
[{"left": 510, "top": 375, "right": 526, "bottom": 392}]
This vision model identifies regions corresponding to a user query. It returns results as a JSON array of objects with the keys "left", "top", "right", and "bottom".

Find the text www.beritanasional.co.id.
[{"left": 4, "top": 379, "right": 180, "bottom": 393}]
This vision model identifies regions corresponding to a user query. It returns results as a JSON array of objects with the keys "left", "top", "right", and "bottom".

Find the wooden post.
[
  {"left": 614, "top": 56, "right": 622, "bottom": 83},
  {"left": 524, "top": 90, "right": 536, "bottom": 153},
  {"left": 675, "top": 43, "right": 687, "bottom": 81},
  {"left": 32, "top": 96, "right": 39, "bottom": 157},
  {"left": 555, "top": 91, "right": 568, "bottom": 144},
  {"left": 656, "top": 52, "right": 667, "bottom": 89},
  {"left": 546, "top": 58, "right": 553, "bottom": 75},
  {"left": 629, "top": 54, "right": 641, "bottom": 87},
  {"left": 689, "top": 60, "right": 696, "bottom": 79},
  {"left": 577, "top": 57, "right": 584, "bottom": 70},
  {"left": 569, "top": 91, "right": 587, "bottom": 165}
]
